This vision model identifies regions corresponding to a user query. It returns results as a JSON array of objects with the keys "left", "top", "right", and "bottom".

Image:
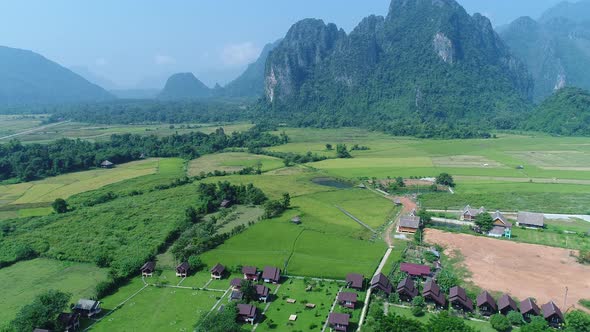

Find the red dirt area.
[{"left": 425, "top": 229, "right": 590, "bottom": 312}]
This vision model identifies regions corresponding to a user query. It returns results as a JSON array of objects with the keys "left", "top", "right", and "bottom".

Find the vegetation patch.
[{"left": 187, "top": 152, "right": 284, "bottom": 176}]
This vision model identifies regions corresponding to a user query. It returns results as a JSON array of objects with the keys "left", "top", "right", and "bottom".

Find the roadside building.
[
  {"left": 370, "top": 273, "right": 393, "bottom": 295},
  {"left": 398, "top": 215, "right": 421, "bottom": 233},
  {"left": 517, "top": 212, "right": 545, "bottom": 229},
  {"left": 262, "top": 266, "right": 281, "bottom": 283},
  {"left": 346, "top": 273, "right": 364, "bottom": 290}
]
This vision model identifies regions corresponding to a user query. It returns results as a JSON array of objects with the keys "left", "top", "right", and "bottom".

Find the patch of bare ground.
[{"left": 425, "top": 229, "right": 590, "bottom": 312}]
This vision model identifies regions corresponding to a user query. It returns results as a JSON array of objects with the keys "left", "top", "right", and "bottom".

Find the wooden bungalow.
[
  {"left": 328, "top": 312, "right": 350, "bottom": 332},
  {"left": 520, "top": 298, "right": 541, "bottom": 321},
  {"left": 476, "top": 291, "right": 497, "bottom": 316},
  {"left": 400, "top": 262, "right": 431, "bottom": 279},
  {"left": 498, "top": 294, "right": 518, "bottom": 315},
  {"left": 337, "top": 292, "right": 358, "bottom": 309},
  {"left": 461, "top": 205, "right": 485, "bottom": 221},
  {"left": 262, "top": 266, "right": 281, "bottom": 283},
  {"left": 242, "top": 266, "right": 259, "bottom": 281},
  {"left": 517, "top": 212, "right": 545, "bottom": 229},
  {"left": 230, "top": 278, "right": 243, "bottom": 290},
  {"left": 100, "top": 160, "right": 114, "bottom": 168},
  {"left": 57, "top": 312, "right": 80, "bottom": 332},
  {"left": 423, "top": 279, "right": 446, "bottom": 308},
  {"left": 210, "top": 263, "right": 226, "bottom": 279},
  {"left": 140, "top": 261, "right": 155, "bottom": 277},
  {"left": 73, "top": 299, "right": 101, "bottom": 318},
  {"left": 237, "top": 304, "right": 257, "bottom": 325},
  {"left": 396, "top": 277, "right": 419, "bottom": 302},
  {"left": 370, "top": 273, "right": 393, "bottom": 295},
  {"left": 346, "top": 273, "right": 364, "bottom": 290},
  {"left": 230, "top": 290, "right": 243, "bottom": 302},
  {"left": 393, "top": 198, "right": 402, "bottom": 206},
  {"left": 449, "top": 286, "right": 473, "bottom": 312},
  {"left": 489, "top": 211, "right": 512, "bottom": 238},
  {"left": 176, "top": 262, "right": 189, "bottom": 277},
  {"left": 542, "top": 301, "right": 564, "bottom": 327},
  {"left": 398, "top": 215, "right": 421, "bottom": 233},
  {"left": 255, "top": 285, "right": 270, "bottom": 303}
]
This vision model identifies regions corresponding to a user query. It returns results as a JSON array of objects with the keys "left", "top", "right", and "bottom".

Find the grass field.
[
  {"left": 0, "top": 114, "right": 47, "bottom": 138},
  {"left": 187, "top": 152, "right": 284, "bottom": 176},
  {"left": 0, "top": 258, "right": 108, "bottom": 327}
]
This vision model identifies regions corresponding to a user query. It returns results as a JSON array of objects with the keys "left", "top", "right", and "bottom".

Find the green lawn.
[
  {"left": 0, "top": 258, "right": 108, "bottom": 327},
  {"left": 187, "top": 152, "right": 284, "bottom": 176}
]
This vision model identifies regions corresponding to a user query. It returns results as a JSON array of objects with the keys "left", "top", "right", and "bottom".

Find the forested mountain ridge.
[
  {"left": 260, "top": 0, "right": 533, "bottom": 138},
  {"left": 0, "top": 46, "right": 114, "bottom": 106},
  {"left": 526, "top": 87, "right": 590, "bottom": 136},
  {"left": 158, "top": 73, "right": 212, "bottom": 100}
]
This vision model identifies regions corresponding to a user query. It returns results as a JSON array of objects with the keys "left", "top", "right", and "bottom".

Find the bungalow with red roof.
[
  {"left": 242, "top": 266, "right": 258, "bottom": 281},
  {"left": 141, "top": 261, "right": 155, "bottom": 277},
  {"left": 262, "top": 266, "right": 281, "bottom": 283},
  {"left": 542, "top": 301, "right": 564, "bottom": 327},
  {"left": 210, "top": 263, "right": 226, "bottom": 279},
  {"left": 400, "top": 262, "right": 431, "bottom": 279},
  {"left": 328, "top": 312, "right": 350, "bottom": 332},
  {"left": 346, "top": 273, "right": 364, "bottom": 290},
  {"left": 255, "top": 285, "right": 270, "bottom": 303},
  {"left": 476, "top": 291, "right": 497, "bottom": 316},
  {"left": 423, "top": 279, "right": 446, "bottom": 308},
  {"left": 176, "top": 262, "right": 189, "bottom": 277},
  {"left": 462, "top": 205, "right": 485, "bottom": 221},
  {"left": 370, "top": 273, "right": 392, "bottom": 295},
  {"left": 230, "top": 278, "right": 243, "bottom": 290},
  {"left": 449, "top": 286, "right": 473, "bottom": 312},
  {"left": 73, "top": 299, "right": 101, "bottom": 318},
  {"left": 237, "top": 304, "right": 257, "bottom": 325},
  {"left": 520, "top": 298, "right": 541, "bottom": 321},
  {"left": 337, "top": 292, "right": 358, "bottom": 309},
  {"left": 57, "top": 312, "right": 80, "bottom": 332},
  {"left": 498, "top": 294, "right": 518, "bottom": 315},
  {"left": 396, "top": 277, "right": 418, "bottom": 302}
]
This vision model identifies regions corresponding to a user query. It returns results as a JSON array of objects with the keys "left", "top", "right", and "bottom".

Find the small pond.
[{"left": 311, "top": 177, "right": 353, "bottom": 189}]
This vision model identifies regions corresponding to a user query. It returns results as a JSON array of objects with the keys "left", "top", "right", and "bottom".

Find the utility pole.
[{"left": 564, "top": 286, "right": 569, "bottom": 308}]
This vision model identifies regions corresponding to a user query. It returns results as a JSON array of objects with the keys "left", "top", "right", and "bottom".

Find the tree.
[
  {"left": 52, "top": 198, "right": 68, "bottom": 214},
  {"left": 520, "top": 316, "right": 549, "bottom": 332},
  {"left": 490, "top": 314, "right": 511, "bottom": 332},
  {"left": 416, "top": 209, "right": 432, "bottom": 225},
  {"left": 507, "top": 311, "right": 524, "bottom": 326},
  {"left": 325, "top": 143, "right": 333, "bottom": 150},
  {"left": 188, "top": 255, "right": 205, "bottom": 272},
  {"left": 426, "top": 311, "right": 476, "bottom": 332},
  {"left": 241, "top": 280, "right": 257, "bottom": 303},
  {"left": 475, "top": 213, "right": 495, "bottom": 233},
  {"left": 195, "top": 302, "right": 241, "bottom": 332},
  {"left": 387, "top": 182, "right": 399, "bottom": 193},
  {"left": 435, "top": 173, "right": 455, "bottom": 187},
  {"left": 436, "top": 269, "right": 458, "bottom": 293},
  {"left": 9, "top": 290, "right": 71, "bottom": 332},
  {"left": 185, "top": 206, "right": 201, "bottom": 223},
  {"left": 565, "top": 310, "right": 590, "bottom": 332},
  {"left": 281, "top": 193, "right": 291, "bottom": 209},
  {"left": 374, "top": 313, "right": 425, "bottom": 332},
  {"left": 336, "top": 144, "right": 352, "bottom": 158},
  {"left": 395, "top": 177, "right": 405, "bottom": 188},
  {"left": 411, "top": 296, "right": 425, "bottom": 317}
]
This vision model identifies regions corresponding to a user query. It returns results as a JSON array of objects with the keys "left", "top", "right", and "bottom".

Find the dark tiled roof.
[
  {"left": 399, "top": 215, "right": 420, "bottom": 229},
  {"left": 210, "top": 263, "right": 225, "bottom": 274},
  {"left": 370, "top": 273, "right": 392, "bottom": 294},
  {"left": 242, "top": 266, "right": 257, "bottom": 275},
  {"left": 230, "top": 290, "right": 243, "bottom": 301},
  {"left": 176, "top": 262, "right": 189, "bottom": 273},
  {"left": 262, "top": 266, "right": 280, "bottom": 281},
  {"left": 337, "top": 292, "right": 358, "bottom": 303},
  {"left": 400, "top": 263, "right": 431, "bottom": 276},
  {"left": 518, "top": 212, "right": 544, "bottom": 227},
  {"left": 449, "top": 286, "right": 473, "bottom": 311},
  {"left": 346, "top": 273, "right": 364, "bottom": 289},
  {"left": 237, "top": 304, "right": 256, "bottom": 318},
  {"left": 463, "top": 205, "right": 485, "bottom": 216},
  {"left": 542, "top": 301, "right": 564, "bottom": 321},
  {"left": 141, "top": 261, "right": 155, "bottom": 272},
  {"left": 101, "top": 160, "right": 114, "bottom": 166},
  {"left": 489, "top": 226, "right": 506, "bottom": 236},
  {"left": 396, "top": 277, "right": 418, "bottom": 298},
  {"left": 74, "top": 299, "right": 100, "bottom": 311},
  {"left": 255, "top": 285, "right": 269, "bottom": 297},
  {"left": 328, "top": 312, "right": 350, "bottom": 326},
  {"left": 498, "top": 294, "right": 518, "bottom": 312},
  {"left": 476, "top": 291, "right": 497, "bottom": 311},
  {"left": 492, "top": 211, "right": 508, "bottom": 224},
  {"left": 423, "top": 280, "right": 446, "bottom": 306},
  {"left": 230, "top": 278, "right": 243, "bottom": 287},
  {"left": 520, "top": 298, "right": 541, "bottom": 316}
]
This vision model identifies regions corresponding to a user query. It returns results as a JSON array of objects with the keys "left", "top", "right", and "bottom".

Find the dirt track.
[{"left": 425, "top": 229, "right": 590, "bottom": 311}]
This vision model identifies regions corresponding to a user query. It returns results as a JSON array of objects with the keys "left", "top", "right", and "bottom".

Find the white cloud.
[
  {"left": 154, "top": 55, "right": 176, "bottom": 65},
  {"left": 95, "top": 58, "right": 108, "bottom": 66},
  {"left": 221, "top": 42, "right": 260, "bottom": 67}
]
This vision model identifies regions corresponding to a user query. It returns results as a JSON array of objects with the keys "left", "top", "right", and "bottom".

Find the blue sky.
[{"left": 0, "top": 0, "right": 565, "bottom": 88}]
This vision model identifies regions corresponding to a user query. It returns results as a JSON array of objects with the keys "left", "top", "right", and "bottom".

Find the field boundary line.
[
  {"left": 335, "top": 205, "right": 377, "bottom": 233},
  {"left": 83, "top": 283, "right": 149, "bottom": 331},
  {"left": 283, "top": 229, "right": 305, "bottom": 274},
  {"left": 0, "top": 120, "right": 71, "bottom": 140}
]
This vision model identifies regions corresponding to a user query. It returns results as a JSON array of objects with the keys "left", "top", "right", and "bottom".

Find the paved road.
[
  {"left": 0, "top": 120, "right": 71, "bottom": 140},
  {"left": 427, "top": 209, "right": 590, "bottom": 223}
]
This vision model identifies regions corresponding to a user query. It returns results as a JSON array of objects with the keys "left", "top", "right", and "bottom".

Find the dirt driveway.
[
  {"left": 425, "top": 229, "right": 590, "bottom": 311},
  {"left": 384, "top": 196, "right": 417, "bottom": 247}
]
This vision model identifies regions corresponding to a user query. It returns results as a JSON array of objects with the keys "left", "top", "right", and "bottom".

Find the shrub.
[
  {"left": 507, "top": 311, "right": 524, "bottom": 326},
  {"left": 490, "top": 314, "right": 511, "bottom": 332}
]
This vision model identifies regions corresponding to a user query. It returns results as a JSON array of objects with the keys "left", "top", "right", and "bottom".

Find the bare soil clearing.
[{"left": 425, "top": 229, "right": 590, "bottom": 311}]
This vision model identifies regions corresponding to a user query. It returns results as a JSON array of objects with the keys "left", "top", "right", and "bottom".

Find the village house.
[
  {"left": 73, "top": 299, "right": 101, "bottom": 318},
  {"left": 449, "top": 286, "right": 473, "bottom": 312},
  {"left": 498, "top": 294, "right": 518, "bottom": 315},
  {"left": 423, "top": 279, "right": 446, "bottom": 308},
  {"left": 400, "top": 262, "right": 431, "bottom": 279},
  {"left": 542, "top": 301, "right": 565, "bottom": 327},
  {"left": 176, "top": 262, "right": 189, "bottom": 277},
  {"left": 328, "top": 312, "right": 350, "bottom": 332},
  {"left": 210, "top": 263, "right": 226, "bottom": 279},
  {"left": 262, "top": 266, "right": 281, "bottom": 283},
  {"left": 370, "top": 273, "right": 393, "bottom": 295},
  {"left": 230, "top": 278, "right": 243, "bottom": 291},
  {"left": 337, "top": 292, "right": 358, "bottom": 309},
  {"left": 291, "top": 216, "right": 302, "bottom": 224},
  {"left": 255, "top": 284, "right": 270, "bottom": 302},
  {"left": 517, "top": 212, "right": 545, "bottom": 229},
  {"left": 520, "top": 298, "right": 541, "bottom": 321},
  {"left": 398, "top": 215, "right": 421, "bottom": 233},
  {"left": 489, "top": 211, "right": 512, "bottom": 238},
  {"left": 476, "top": 291, "right": 497, "bottom": 316},
  {"left": 346, "top": 273, "right": 364, "bottom": 290},
  {"left": 230, "top": 290, "right": 243, "bottom": 302},
  {"left": 237, "top": 304, "right": 257, "bottom": 325},
  {"left": 396, "top": 277, "right": 419, "bottom": 302},
  {"left": 100, "top": 160, "right": 114, "bottom": 168},
  {"left": 57, "top": 312, "right": 80, "bottom": 332},
  {"left": 242, "top": 266, "right": 259, "bottom": 281},
  {"left": 140, "top": 261, "right": 155, "bottom": 277},
  {"left": 461, "top": 205, "right": 485, "bottom": 221}
]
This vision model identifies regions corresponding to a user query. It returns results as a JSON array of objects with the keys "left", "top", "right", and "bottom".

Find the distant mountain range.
[
  {"left": 158, "top": 73, "right": 213, "bottom": 100},
  {"left": 0, "top": 46, "right": 113, "bottom": 106}
]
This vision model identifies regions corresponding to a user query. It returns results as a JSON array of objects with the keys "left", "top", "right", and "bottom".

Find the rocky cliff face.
[{"left": 263, "top": 0, "right": 532, "bottom": 127}]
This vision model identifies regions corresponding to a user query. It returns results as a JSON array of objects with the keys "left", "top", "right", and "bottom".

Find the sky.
[{"left": 0, "top": 0, "right": 567, "bottom": 89}]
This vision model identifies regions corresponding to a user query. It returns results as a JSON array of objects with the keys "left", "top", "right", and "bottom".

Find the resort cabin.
[
  {"left": 396, "top": 277, "right": 419, "bottom": 302},
  {"left": 230, "top": 278, "right": 243, "bottom": 290},
  {"left": 220, "top": 199, "right": 231, "bottom": 208},
  {"left": 476, "top": 291, "right": 497, "bottom": 316},
  {"left": 328, "top": 312, "right": 350, "bottom": 332},
  {"left": 498, "top": 294, "right": 518, "bottom": 315},
  {"left": 255, "top": 285, "right": 270, "bottom": 302},
  {"left": 394, "top": 198, "right": 402, "bottom": 206},
  {"left": 489, "top": 211, "right": 512, "bottom": 238},
  {"left": 346, "top": 273, "right": 364, "bottom": 290},
  {"left": 291, "top": 216, "right": 302, "bottom": 224},
  {"left": 517, "top": 212, "right": 545, "bottom": 229},
  {"left": 262, "top": 266, "right": 281, "bottom": 283},
  {"left": 520, "top": 298, "right": 541, "bottom": 321},
  {"left": 449, "top": 286, "right": 473, "bottom": 312},
  {"left": 73, "top": 299, "right": 101, "bottom": 318},
  {"left": 100, "top": 160, "right": 114, "bottom": 168},
  {"left": 242, "top": 266, "right": 259, "bottom": 281},
  {"left": 210, "top": 263, "right": 226, "bottom": 279},
  {"left": 400, "top": 262, "right": 431, "bottom": 279},
  {"left": 140, "top": 261, "right": 155, "bottom": 277},
  {"left": 542, "top": 301, "right": 564, "bottom": 327},
  {"left": 230, "top": 290, "right": 243, "bottom": 302},
  {"left": 337, "top": 292, "right": 358, "bottom": 309},
  {"left": 370, "top": 273, "right": 393, "bottom": 295},
  {"left": 423, "top": 279, "right": 446, "bottom": 308},
  {"left": 57, "top": 312, "right": 80, "bottom": 332},
  {"left": 237, "top": 304, "right": 257, "bottom": 325},
  {"left": 398, "top": 215, "right": 421, "bottom": 233},
  {"left": 462, "top": 205, "right": 485, "bottom": 221},
  {"left": 176, "top": 262, "right": 189, "bottom": 277}
]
